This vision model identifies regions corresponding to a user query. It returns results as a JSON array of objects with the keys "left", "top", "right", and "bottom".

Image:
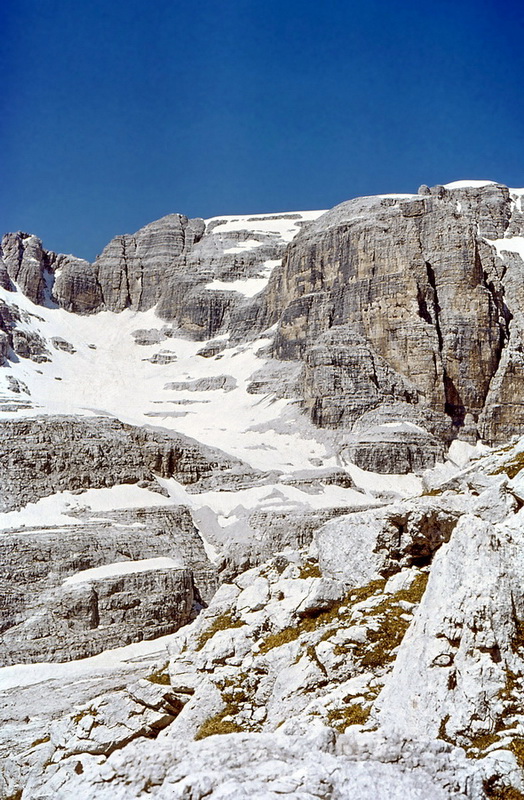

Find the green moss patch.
[
  {"left": 492, "top": 452, "right": 524, "bottom": 479},
  {"left": 30, "top": 735, "right": 50, "bottom": 748},
  {"left": 339, "top": 572, "right": 429, "bottom": 671},
  {"left": 327, "top": 700, "right": 370, "bottom": 732},
  {"left": 299, "top": 561, "right": 322, "bottom": 579},
  {"left": 196, "top": 611, "right": 246, "bottom": 650},
  {"left": 195, "top": 674, "right": 254, "bottom": 739},
  {"left": 71, "top": 706, "right": 98, "bottom": 724},
  {"left": 195, "top": 712, "right": 244, "bottom": 739},
  {"left": 146, "top": 663, "right": 171, "bottom": 685}
]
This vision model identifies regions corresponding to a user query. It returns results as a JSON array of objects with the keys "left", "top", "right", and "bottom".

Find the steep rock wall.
[{"left": 251, "top": 183, "right": 524, "bottom": 445}]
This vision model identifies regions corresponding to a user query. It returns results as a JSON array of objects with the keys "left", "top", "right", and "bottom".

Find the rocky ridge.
[{"left": 3, "top": 185, "right": 524, "bottom": 468}]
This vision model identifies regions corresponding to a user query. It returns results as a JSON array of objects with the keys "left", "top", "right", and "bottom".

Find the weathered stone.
[
  {"left": 1, "top": 231, "right": 53, "bottom": 304},
  {"left": 244, "top": 184, "right": 517, "bottom": 449},
  {"left": 316, "top": 499, "right": 460, "bottom": 585},
  {"left": 0, "top": 505, "right": 218, "bottom": 664},
  {"left": 51, "top": 337, "right": 76, "bottom": 353},
  {"left": 53, "top": 255, "right": 103, "bottom": 313},
  {"left": 164, "top": 375, "right": 237, "bottom": 393},
  {"left": 0, "top": 415, "right": 257, "bottom": 512}
]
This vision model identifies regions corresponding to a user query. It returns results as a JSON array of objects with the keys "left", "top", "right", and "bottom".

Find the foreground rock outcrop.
[{"left": 5, "top": 443, "right": 524, "bottom": 799}]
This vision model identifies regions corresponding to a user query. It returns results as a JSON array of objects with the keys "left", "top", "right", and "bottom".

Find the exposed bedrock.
[
  {"left": 0, "top": 213, "right": 296, "bottom": 343},
  {"left": 0, "top": 415, "right": 257, "bottom": 512},
  {"left": 1, "top": 566, "right": 195, "bottom": 666},
  {"left": 0, "top": 232, "right": 54, "bottom": 304},
  {"left": 374, "top": 510, "right": 524, "bottom": 753},
  {"left": 0, "top": 505, "right": 218, "bottom": 665},
  {"left": 315, "top": 498, "right": 463, "bottom": 586},
  {"left": 4, "top": 184, "right": 524, "bottom": 464},
  {"left": 252, "top": 183, "right": 524, "bottom": 447}
]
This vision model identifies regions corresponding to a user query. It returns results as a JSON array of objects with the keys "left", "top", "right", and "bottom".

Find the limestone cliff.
[{"left": 252, "top": 183, "right": 524, "bottom": 447}]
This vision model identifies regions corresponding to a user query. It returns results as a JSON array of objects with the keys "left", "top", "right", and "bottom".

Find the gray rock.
[
  {"left": 0, "top": 505, "right": 217, "bottom": 664},
  {"left": 316, "top": 498, "right": 460, "bottom": 585},
  {"left": 0, "top": 415, "right": 258, "bottom": 512},
  {"left": 164, "top": 375, "right": 237, "bottom": 393},
  {"left": 51, "top": 337, "right": 76, "bottom": 354},
  {"left": 11, "top": 328, "right": 51, "bottom": 362},
  {"left": 1, "top": 231, "right": 54, "bottom": 305},
  {"left": 245, "top": 184, "right": 517, "bottom": 449},
  {"left": 52, "top": 255, "right": 103, "bottom": 313}
]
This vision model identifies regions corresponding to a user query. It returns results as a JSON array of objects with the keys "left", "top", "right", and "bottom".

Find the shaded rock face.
[
  {"left": 316, "top": 499, "right": 461, "bottom": 586},
  {"left": 374, "top": 511, "right": 524, "bottom": 749},
  {"left": 0, "top": 213, "right": 295, "bottom": 342},
  {"left": 0, "top": 297, "right": 51, "bottom": 363},
  {"left": 251, "top": 184, "right": 524, "bottom": 446},
  {"left": 0, "top": 232, "right": 54, "bottom": 305},
  {"left": 0, "top": 416, "right": 254, "bottom": 512},
  {"left": 93, "top": 214, "right": 205, "bottom": 314}
]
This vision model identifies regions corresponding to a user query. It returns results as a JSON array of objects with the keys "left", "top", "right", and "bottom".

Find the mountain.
[{"left": 2, "top": 183, "right": 524, "bottom": 799}]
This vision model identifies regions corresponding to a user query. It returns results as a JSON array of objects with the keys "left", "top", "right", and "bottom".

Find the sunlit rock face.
[
  {"left": 4, "top": 185, "right": 524, "bottom": 454},
  {"left": 254, "top": 183, "right": 524, "bottom": 448}
]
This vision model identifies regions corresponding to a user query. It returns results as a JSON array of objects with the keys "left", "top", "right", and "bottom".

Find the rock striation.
[
  {"left": 243, "top": 183, "right": 524, "bottom": 454},
  {"left": 0, "top": 415, "right": 257, "bottom": 512},
  {"left": 6, "top": 183, "right": 524, "bottom": 798},
  {"left": 0, "top": 505, "right": 218, "bottom": 664},
  {"left": 13, "top": 444, "right": 524, "bottom": 799},
  {"left": 5, "top": 185, "right": 524, "bottom": 467}
]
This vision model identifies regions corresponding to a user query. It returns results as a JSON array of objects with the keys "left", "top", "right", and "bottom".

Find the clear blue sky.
[{"left": 2, "top": 0, "right": 524, "bottom": 260}]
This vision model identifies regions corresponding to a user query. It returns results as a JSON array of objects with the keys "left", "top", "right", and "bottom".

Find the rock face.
[
  {"left": 5, "top": 187, "right": 524, "bottom": 460},
  {"left": 374, "top": 512, "right": 524, "bottom": 747},
  {"left": 0, "top": 232, "right": 54, "bottom": 305},
  {"left": 245, "top": 183, "right": 524, "bottom": 451},
  {"left": 53, "top": 254, "right": 103, "bottom": 313},
  {"left": 0, "top": 298, "right": 51, "bottom": 363},
  {"left": 0, "top": 415, "right": 256, "bottom": 512},
  {"left": 0, "top": 505, "right": 218, "bottom": 664},
  {"left": 2, "top": 563, "right": 196, "bottom": 665},
  {"left": 7, "top": 184, "right": 524, "bottom": 798},
  {"left": 93, "top": 214, "right": 205, "bottom": 314},
  {"left": 15, "top": 448, "right": 524, "bottom": 799},
  {"left": 315, "top": 498, "right": 460, "bottom": 585}
]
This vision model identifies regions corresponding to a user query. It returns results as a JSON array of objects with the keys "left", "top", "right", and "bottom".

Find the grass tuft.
[
  {"left": 146, "top": 663, "right": 171, "bottom": 685},
  {"left": 195, "top": 611, "right": 246, "bottom": 651},
  {"left": 327, "top": 700, "right": 370, "bottom": 732}
]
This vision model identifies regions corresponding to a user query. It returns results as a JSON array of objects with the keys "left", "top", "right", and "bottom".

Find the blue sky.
[{"left": 2, "top": 0, "right": 524, "bottom": 260}]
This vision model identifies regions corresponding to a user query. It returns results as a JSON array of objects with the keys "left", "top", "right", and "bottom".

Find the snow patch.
[
  {"left": 63, "top": 557, "right": 184, "bottom": 585},
  {"left": 205, "top": 210, "right": 325, "bottom": 243},
  {"left": 222, "top": 239, "right": 264, "bottom": 254},
  {"left": 443, "top": 179, "right": 498, "bottom": 189},
  {"left": 486, "top": 236, "right": 524, "bottom": 260},
  {"left": 0, "top": 484, "right": 171, "bottom": 531}
]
